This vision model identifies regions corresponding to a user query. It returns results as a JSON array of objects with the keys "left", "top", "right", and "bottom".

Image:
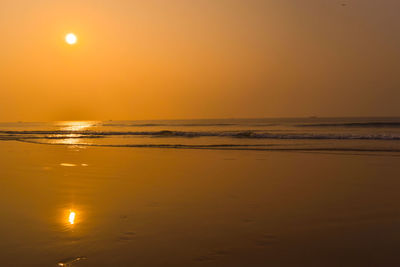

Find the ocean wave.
[
  {"left": 297, "top": 122, "right": 400, "bottom": 128},
  {"left": 1, "top": 130, "right": 400, "bottom": 140},
  {"left": 101, "top": 123, "right": 237, "bottom": 127}
]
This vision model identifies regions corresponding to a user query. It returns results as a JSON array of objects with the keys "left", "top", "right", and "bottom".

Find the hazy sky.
[{"left": 0, "top": 0, "right": 399, "bottom": 121}]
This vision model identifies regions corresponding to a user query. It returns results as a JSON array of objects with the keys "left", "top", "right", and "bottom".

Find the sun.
[{"left": 65, "top": 33, "right": 78, "bottom": 45}]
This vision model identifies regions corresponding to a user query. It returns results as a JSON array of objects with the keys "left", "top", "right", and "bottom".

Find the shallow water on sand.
[{"left": 0, "top": 140, "right": 400, "bottom": 266}]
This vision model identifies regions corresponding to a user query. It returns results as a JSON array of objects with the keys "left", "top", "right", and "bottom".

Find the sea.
[{"left": 1, "top": 117, "right": 400, "bottom": 153}]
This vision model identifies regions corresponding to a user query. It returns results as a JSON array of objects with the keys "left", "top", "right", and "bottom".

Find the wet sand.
[{"left": 0, "top": 141, "right": 400, "bottom": 266}]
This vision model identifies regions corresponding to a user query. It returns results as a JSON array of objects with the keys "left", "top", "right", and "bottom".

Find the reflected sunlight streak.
[
  {"left": 57, "top": 121, "right": 97, "bottom": 132},
  {"left": 53, "top": 135, "right": 82, "bottom": 145},
  {"left": 69, "top": 211, "right": 76, "bottom": 225},
  {"left": 53, "top": 121, "right": 98, "bottom": 145}
]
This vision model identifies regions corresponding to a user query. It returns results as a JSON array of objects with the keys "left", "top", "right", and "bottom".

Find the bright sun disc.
[{"left": 65, "top": 33, "right": 77, "bottom": 45}]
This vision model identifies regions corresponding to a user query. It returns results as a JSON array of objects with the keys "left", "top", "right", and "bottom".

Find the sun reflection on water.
[
  {"left": 69, "top": 211, "right": 76, "bottom": 225},
  {"left": 53, "top": 121, "right": 98, "bottom": 145},
  {"left": 61, "top": 208, "right": 83, "bottom": 231},
  {"left": 57, "top": 121, "right": 98, "bottom": 132},
  {"left": 54, "top": 136, "right": 82, "bottom": 145}
]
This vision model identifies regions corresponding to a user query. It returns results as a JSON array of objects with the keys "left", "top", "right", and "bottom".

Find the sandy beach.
[{"left": 0, "top": 140, "right": 399, "bottom": 266}]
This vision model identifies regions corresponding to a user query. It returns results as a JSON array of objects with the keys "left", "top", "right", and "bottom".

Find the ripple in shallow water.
[
  {"left": 60, "top": 163, "right": 77, "bottom": 167},
  {"left": 57, "top": 256, "right": 87, "bottom": 266}
]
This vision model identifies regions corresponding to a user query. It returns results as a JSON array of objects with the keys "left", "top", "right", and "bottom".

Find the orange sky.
[{"left": 0, "top": 0, "right": 399, "bottom": 121}]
